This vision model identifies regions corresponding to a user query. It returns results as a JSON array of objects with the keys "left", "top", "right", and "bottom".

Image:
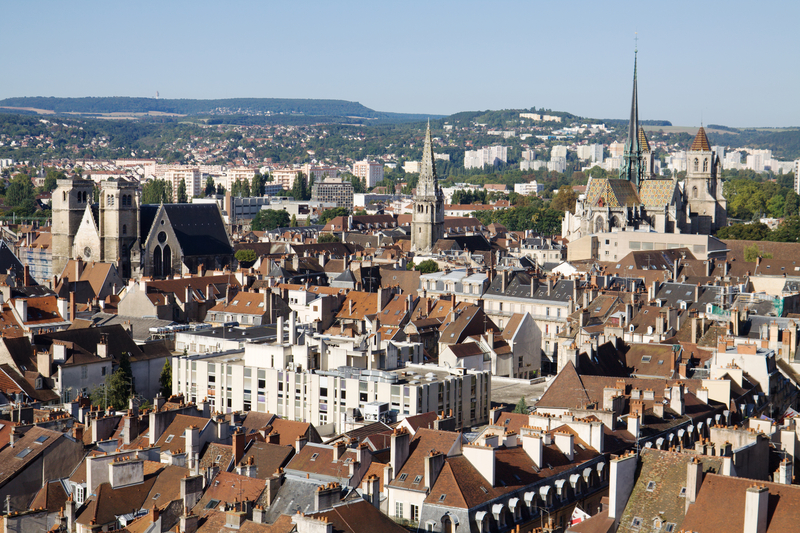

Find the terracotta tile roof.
[
  {"left": 336, "top": 291, "right": 380, "bottom": 321},
  {"left": 144, "top": 464, "right": 191, "bottom": 510},
  {"left": 689, "top": 126, "right": 711, "bottom": 151},
  {"left": 192, "top": 471, "right": 266, "bottom": 517},
  {"left": 682, "top": 473, "right": 800, "bottom": 533},
  {"left": 200, "top": 442, "right": 234, "bottom": 471},
  {"left": 309, "top": 498, "right": 409, "bottom": 533},
  {"left": 388, "top": 429, "right": 461, "bottom": 492},
  {"left": 155, "top": 414, "right": 213, "bottom": 454},
  {"left": 284, "top": 442, "right": 360, "bottom": 480},
  {"left": 239, "top": 441, "right": 293, "bottom": 479},
  {"left": 207, "top": 291, "right": 270, "bottom": 316},
  {"left": 29, "top": 479, "right": 69, "bottom": 513},
  {"left": 77, "top": 473, "right": 158, "bottom": 527}
]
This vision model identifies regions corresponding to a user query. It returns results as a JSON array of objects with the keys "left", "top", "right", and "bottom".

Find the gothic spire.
[
  {"left": 416, "top": 120, "right": 440, "bottom": 198},
  {"left": 620, "top": 49, "right": 644, "bottom": 186}
]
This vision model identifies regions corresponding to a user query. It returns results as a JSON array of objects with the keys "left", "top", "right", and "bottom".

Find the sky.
[{"left": 2, "top": 1, "right": 799, "bottom": 128}]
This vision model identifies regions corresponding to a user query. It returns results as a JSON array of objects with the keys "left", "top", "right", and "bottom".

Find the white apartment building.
[
  {"left": 608, "top": 141, "right": 625, "bottom": 158},
  {"left": 403, "top": 161, "right": 421, "bottom": 173},
  {"left": 302, "top": 164, "right": 339, "bottom": 184},
  {"left": 521, "top": 149, "right": 535, "bottom": 161},
  {"left": 172, "top": 349, "right": 491, "bottom": 432},
  {"left": 226, "top": 166, "right": 256, "bottom": 191},
  {"left": 795, "top": 160, "right": 800, "bottom": 195},
  {"left": 551, "top": 145, "right": 568, "bottom": 159},
  {"left": 270, "top": 168, "right": 301, "bottom": 190},
  {"left": 464, "top": 146, "right": 508, "bottom": 169},
  {"left": 547, "top": 157, "right": 567, "bottom": 173},
  {"left": 725, "top": 151, "right": 743, "bottom": 170},
  {"left": 164, "top": 167, "right": 202, "bottom": 201},
  {"left": 352, "top": 160, "right": 384, "bottom": 188},
  {"left": 514, "top": 182, "right": 544, "bottom": 196}
]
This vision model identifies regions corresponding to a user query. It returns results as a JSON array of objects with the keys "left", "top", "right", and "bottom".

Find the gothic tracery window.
[{"left": 693, "top": 158, "right": 699, "bottom": 172}]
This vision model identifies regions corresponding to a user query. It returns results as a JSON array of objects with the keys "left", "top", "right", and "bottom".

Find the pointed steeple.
[
  {"left": 620, "top": 49, "right": 644, "bottom": 186},
  {"left": 416, "top": 120, "right": 441, "bottom": 198},
  {"left": 690, "top": 127, "right": 711, "bottom": 152}
]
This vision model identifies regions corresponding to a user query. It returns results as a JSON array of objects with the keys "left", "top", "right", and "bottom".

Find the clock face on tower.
[{"left": 84, "top": 247, "right": 92, "bottom": 259}]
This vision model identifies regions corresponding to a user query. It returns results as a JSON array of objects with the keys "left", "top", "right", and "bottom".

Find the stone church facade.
[{"left": 52, "top": 178, "right": 233, "bottom": 280}]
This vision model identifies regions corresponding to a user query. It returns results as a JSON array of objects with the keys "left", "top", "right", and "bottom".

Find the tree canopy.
[
  {"left": 319, "top": 206, "right": 349, "bottom": 225},
  {"left": 142, "top": 179, "right": 173, "bottom": 204},
  {"left": 251, "top": 209, "right": 290, "bottom": 231},
  {"left": 416, "top": 259, "right": 439, "bottom": 274}
]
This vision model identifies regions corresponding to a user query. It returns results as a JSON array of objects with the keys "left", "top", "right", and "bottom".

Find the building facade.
[
  {"left": 353, "top": 160, "right": 384, "bottom": 188},
  {"left": 311, "top": 177, "right": 354, "bottom": 210}
]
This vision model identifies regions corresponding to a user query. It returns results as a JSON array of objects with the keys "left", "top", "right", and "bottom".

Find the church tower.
[
  {"left": 52, "top": 178, "right": 95, "bottom": 276},
  {"left": 411, "top": 122, "right": 444, "bottom": 252},
  {"left": 99, "top": 179, "right": 139, "bottom": 278},
  {"left": 685, "top": 127, "right": 727, "bottom": 234},
  {"left": 619, "top": 50, "right": 647, "bottom": 187}
]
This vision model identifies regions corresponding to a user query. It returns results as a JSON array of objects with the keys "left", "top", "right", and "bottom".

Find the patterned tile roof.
[
  {"left": 690, "top": 127, "right": 711, "bottom": 151},
  {"left": 586, "top": 178, "right": 640, "bottom": 208},
  {"left": 638, "top": 127, "right": 651, "bottom": 152},
  {"left": 638, "top": 179, "right": 678, "bottom": 208}
]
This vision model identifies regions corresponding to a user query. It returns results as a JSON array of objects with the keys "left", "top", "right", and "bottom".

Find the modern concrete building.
[
  {"left": 353, "top": 160, "right": 384, "bottom": 188},
  {"left": 311, "top": 176, "right": 354, "bottom": 210}
]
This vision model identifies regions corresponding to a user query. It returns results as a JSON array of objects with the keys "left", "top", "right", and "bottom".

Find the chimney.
[
  {"left": 224, "top": 508, "right": 247, "bottom": 530},
  {"left": 554, "top": 432, "right": 574, "bottom": 462},
  {"left": 233, "top": 428, "right": 246, "bottom": 464},
  {"left": 180, "top": 512, "right": 199, "bottom": 533},
  {"left": 670, "top": 383, "right": 685, "bottom": 416},
  {"left": 627, "top": 414, "right": 640, "bottom": 440},
  {"left": 463, "top": 443, "right": 495, "bottom": 486},
  {"left": 97, "top": 333, "right": 108, "bottom": 358},
  {"left": 777, "top": 458, "right": 793, "bottom": 485},
  {"left": 295, "top": 434, "right": 308, "bottom": 453},
  {"left": 609, "top": 452, "right": 638, "bottom": 524},
  {"left": 332, "top": 440, "right": 346, "bottom": 461},
  {"left": 743, "top": 485, "right": 769, "bottom": 533},
  {"left": 23, "top": 265, "right": 31, "bottom": 287},
  {"left": 314, "top": 483, "right": 341, "bottom": 512},
  {"left": 501, "top": 270, "right": 508, "bottom": 293},
  {"left": 685, "top": 458, "right": 703, "bottom": 513},
  {"left": 123, "top": 413, "right": 139, "bottom": 445},
  {"left": 521, "top": 433, "right": 543, "bottom": 468},
  {"left": 65, "top": 497, "right": 76, "bottom": 532},
  {"left": 277, "top": 315, "right": 284, "bottom": 344},
  {"left": 14, "top": 298, "right": 27, "bottom": 322},
  {"left": 361, "top": 475, "right": 381, "bottom": 509},
  {"left": 547, "top": 277, "right": 553, "bottom": 296},
  {"left": 423, "top": 450, "right": 446, "bottom": 489},
  {"left": 390, "top": 428, "right": 411, "bottom": 475}
]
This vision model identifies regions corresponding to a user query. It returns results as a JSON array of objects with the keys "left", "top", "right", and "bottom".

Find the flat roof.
[{"left": 178, "top": 324, "right": 278, "bottom": 342}]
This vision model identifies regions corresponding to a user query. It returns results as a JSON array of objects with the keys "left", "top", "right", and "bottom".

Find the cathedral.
[
  {"left": 52, "top": 177, "right": 234, "bottom": 280},
  {"left": 561, "top": 52, "right": 727, "bottom": 241},
  {"left": 411, "top": 121, "right": 445, "bottom": 252}
]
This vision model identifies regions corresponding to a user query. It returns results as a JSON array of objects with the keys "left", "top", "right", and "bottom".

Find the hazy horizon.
[{"left": 3, "top": 0, "right": 798, "bottom": 128}]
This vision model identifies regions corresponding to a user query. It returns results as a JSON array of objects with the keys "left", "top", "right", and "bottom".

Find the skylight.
[
  {"left": 646, "top": 481, "right": 656, "bottom": 491},
  {"left": 398, "top": 473, "right": 407, "bottom": 482},
  {"left": 311, "top": 453, "right": 319, "bottom": 461},
  {"left": 641, "top": 356, "right": 651, "bottom": 363},
  {"left": 165, "top": 435, "right": 174, "bottom": 443},
  {"left": 15, "top": 448, "right": 32, "bottom": 459},
  {"left": 34, "top": 435, "right": 48, "bottom": 444},
  {"left": 413, "top": 475, "right": 422, "bottom": 484}
]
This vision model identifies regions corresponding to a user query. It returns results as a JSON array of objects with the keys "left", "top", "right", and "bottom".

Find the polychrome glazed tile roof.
[
  {"left": 586, "top": 178, "right": 640, "bottom": 208},
  {"left": 638, "top": 179, "right": 678, "bottom": 208}
]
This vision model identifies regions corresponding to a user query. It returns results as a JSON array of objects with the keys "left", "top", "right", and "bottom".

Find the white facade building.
[
  {"left": 514, "top": 182, "right": 544, "bottom": 196},
  {"left": 352, "top": 160, "right": 384, "bottom": 188},
  {"left": 464, "top": 146, "right": 508, "bottom": 169}
]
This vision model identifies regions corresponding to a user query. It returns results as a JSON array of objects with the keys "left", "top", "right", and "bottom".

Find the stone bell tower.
[{"left": 52, "top": 178, "right": 95, "bottom": 276}]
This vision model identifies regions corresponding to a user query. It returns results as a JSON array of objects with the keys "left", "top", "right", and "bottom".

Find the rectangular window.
[
  {"left": 395, "top": 502, "right": 403, "bottom": 518},
  {"left": 411, "top": 504, "right": 419, "bottom": 522}
]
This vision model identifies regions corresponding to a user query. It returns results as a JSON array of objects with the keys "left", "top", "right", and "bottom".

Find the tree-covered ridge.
[{"left": 0, "top": 96, "right": 438, "bottom": 122}]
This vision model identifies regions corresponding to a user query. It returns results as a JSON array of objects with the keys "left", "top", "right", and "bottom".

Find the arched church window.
[
  {"left": 693, "top": 158, "right": 699, "bottom": 172},
  {"left": 703, "top": 159, "right": 709, "bottom": 172},
  {"left": 692, "top": 186, "right": 698, "bottom": 199}
]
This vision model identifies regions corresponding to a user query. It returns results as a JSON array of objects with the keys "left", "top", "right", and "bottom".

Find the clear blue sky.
[{"left": 3, "top": 1, "right": 798, "bottom": 127}]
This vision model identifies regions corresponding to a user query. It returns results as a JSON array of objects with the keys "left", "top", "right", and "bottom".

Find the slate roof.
[
  {"left": 483, "top": 270, "right": 574, "bottom": 304},
  {"left": 256, "top": 476, "right": 324, "bottom": 524},
  {"left": 141, "top": 203, "right": 232, "bottom": 256},
  {"left": 0, "top": 240, "right": 31, "bottom": 286},
  {"left": 617, "top": 448, "right": 723, "bottom": 533}
]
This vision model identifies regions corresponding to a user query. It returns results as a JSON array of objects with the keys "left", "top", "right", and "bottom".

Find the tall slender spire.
[
  {"left": 620, "top": 48, "right": 644, "bottom": 186},
  {"left": 417, "top": 120, "right": 440, "bottom": 198}
]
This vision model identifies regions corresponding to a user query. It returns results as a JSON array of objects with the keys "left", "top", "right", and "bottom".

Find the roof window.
[
  {"left": 34, "top": 435, "right": 48, "bottom": 444},
  {"left": 15, "top": 448, "right": 32, "bottom": 459},
  {"left": 165, "top": 435, "right": 174, "bottom": 443},
  {"left": 398, "top": 473, "right": 407, "bottom": 482},
  {"left": 641, "top": 356, "right": 651, "bottom": 364},
  {"left": 311, "top": 453, "right": 319, "bottom": 461},
  {"left": 413, "top": 475, "right": 422, "bottom": 484},
  {"left": 646, "top": 481, "right": 656, "bottom": 491}
]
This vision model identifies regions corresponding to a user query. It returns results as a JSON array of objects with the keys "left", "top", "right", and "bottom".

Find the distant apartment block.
[
  {"left": 352, "top": 160, "right": 384, "bottom": 188},
  {"left": 514, "top": 182, "right": 544, "bottom": 196},
  {"left": 226, "top": 166, "right": 256, "bottom": 191},
  {"left": 795, "top": 160, "right": 800, "bottom": 195},
  {"left": 464, "top": 146, "right": 508, "bottom": 169},
  {"left": 519, "top": 113, "right": 562, "bottom": 122},
  {"left": 547, "top": 157, "right": 567, "bottom": 173},
  {"left": 270, "top": 168, "right": 301, "bottom": 190},
  {"left": 164, "top": 167, "right": 202, "bottom": 201},
  {"left": 577, "top": 144, "right": 603, "bottom": 162},
  {"left": 403, "top": 161, "right": 421, "bottom": 173},
  {"left": 311, "top": 176, "right": 354, "bottom": 210},
  {"left": 302, "top": 164, "right": 339, "bottom": 184},
  {"left": 521, "top": 149, "right": 535, "bottom": 161},
  {"left": 551, "top": 145, "right": 568, "bottom": 159}
]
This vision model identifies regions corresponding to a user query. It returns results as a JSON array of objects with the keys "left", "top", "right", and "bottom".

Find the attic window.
[
  {"left": 311, "top": 453, "right": 319, "bottom": 461},
  {"left": 413, "top": 475, "right": 422, "bottom": 484},
  {"left": 438, "top": 494, "right": 446, "bottom": 502},
  {"left": 641, "top": 356, "right": 651, "bottom": 364},
  {"left": 205, "top": 499, "right": 221, "bottom": 510},
  {"left": 679, "top": 487, "right": 687, "bottom": 497},
  {"left": 15, "top": 448, "right": 32, "bottom": 459},
  {"left": 34, "top": 435, "right": 49, "bottom": 444},
  {"left": 165, "top": 435, "right": 174, "bottom": 443},
  {"left": 665, "top": 524, "right": 676, "bottom": 533},
  {"left": 246, "top": 302, "right": 251, "bottom": 307},
  {"left": 232, "top": 301, "right": 239, "bottom": 306},
  {"left": 665, "top": 290, "right": 672, "bottom": 294},
  {"left": 658, "top": 360, "right": 664, "bottom": 365},
  {"left": 480, "top": 486, "right": 488, "bottom": 494},
  {"left": 643, "top": 310, "right": 648, "bottom": 314},
  {"left": 450, "top": 333, "right": 455, "bottom": 338},
  {"left": 615, "top": 264, "right": 620, "bottom": 269},
  {"left": 398, "top": 473, "right": 407, "bottom": 482},
  {"left": 594, "top": 306, "right": 602, "bottom": 312},
  {"left": 258, "top": 302, "right": 264, "bottom": 307},
  {"left": 646, "top": 481, "right": 656, "bottom": 491},
  {"left": 215, "top": 455, "right": 222, "bottom": 463},
  {"left": 631, "top": 517, "right": 642, "bottom": 529},
  {"left": 505, "top": 418, "right": 511, "bottom": 425},
  {"left": 152, "top": 493, "right": 161, "bottom": 500}
]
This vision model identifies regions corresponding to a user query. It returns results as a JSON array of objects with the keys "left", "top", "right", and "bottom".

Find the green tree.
[
  {"left": 550, "top": 185, "right": 577, "bottom": 213},
  {"left": 716, "top": 222, "right": 770, "bottom": 241},
  {"left": 513, "top": 397, "right": 528, "bottom": 414},
  {"left": 42, "top": 168, "right": 65, "bottom": 192},
  {"left": 784, "top": 190, "right": 800, "bottom": 218},
  {"left": 744, "top": 244, "right": 773, "bottom": 262},
  {"left": 251, "top": 209, "right": 290, "bottom": 231},
  {"left": 159, "top": 359, "right": 172, "bottom": 398},
  {"left": 91, "top": 368, "right": 132, "bottom": 410},
  {"left": 318, "top": 233, "right": 341, "bottom": 243},
  {"left": 417, "top": 259, "right": 439, "bottom": 274},
  {"left": 216, "top": 184, "right": 225, "bottom": 195},
  {"left": 252, "top": 172, "right": 265, "bottom": 196},
  {"left": 177, "top": 178, "right": 188, "bottom": 203},
  {"left": 319, "top": 207, "right": 349, "bottom": 226},
  {"left": 142, "top": 179, "right": 173, "bottom": 204},
  {"left": 291, "top": 173, "right": 308, "bottom": 200},
  {"left": 6, "top": 174, "right": 35, "bottom": 207},
  {"left": 205, "top": 176, "right": 216, "bottom": 196},
  {"left": 235, "top": 249, "right": 258, "bottom": 264},
  {"left": 290, "top": 214, "right": 298, "bottom": 227}
]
